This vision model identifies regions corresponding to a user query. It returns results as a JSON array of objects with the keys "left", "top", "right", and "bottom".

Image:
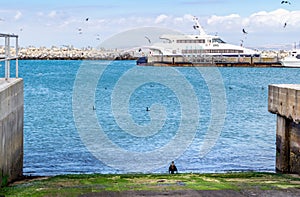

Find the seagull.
[
  {"left": 281, "top": 1, "right": 291, "bottom": 4},
  {"left": 284, "top": 22, "right": 287, "bottom": 28},
  {"left": 145, "top": 36, "right": 151, "bottom": 43},
  {"left": 242, "top": 28, "right": 248, "bottom": 34},
  {"left": 96, "top": 34, "right": 100, "bottom": 40}
]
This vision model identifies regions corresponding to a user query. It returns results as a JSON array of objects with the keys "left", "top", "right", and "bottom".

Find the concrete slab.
[{"left": 269, "top": 84, "right": 300, "bottom": 123}]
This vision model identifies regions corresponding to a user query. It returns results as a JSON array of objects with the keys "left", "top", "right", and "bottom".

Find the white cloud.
[
  {"left": 207, "top": 14, "right": 241, "bottom": 25},
  {"left": 3, "top": 8, "right": 300, "bottom": 48},
  {"left": 245, "top": 9, "right": 288, "bottom": 28},
  {"left": 155, "top": 14, "right": 168, "bottom": 24},
  {"left": 48, "top": 10, "right": 57, "bottom": 18},
  {"left": 173, "top": 14, "right": 194, "bottom": 24},
  {"left": 182, "top": 14, "right": 194, "bottom": 22},
  {"left": 14, "top": 11, "right": 22, "bottom": 20},
  {"left": 205, "top": 9, "right": 300, "bottom": 33},
  {"left": 37, "top": 12, "right": 44, "bottom": 17}
]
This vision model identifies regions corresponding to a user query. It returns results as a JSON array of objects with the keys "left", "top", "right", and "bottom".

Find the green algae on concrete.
[{"left": 1, "top": 172, "right": 300, "bottom": 197}]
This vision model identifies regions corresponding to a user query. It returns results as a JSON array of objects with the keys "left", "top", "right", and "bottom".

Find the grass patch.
[{"left": 0, "top": 172, "right": 300, "bottom": 196}]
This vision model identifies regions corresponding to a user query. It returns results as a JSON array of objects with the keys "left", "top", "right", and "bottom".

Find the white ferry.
[
  {"left": 147, "top": 17, "right": 260, "bottom": 58},
  {"left": 280, "top": 50, "right": 300, "bottom": 67}
]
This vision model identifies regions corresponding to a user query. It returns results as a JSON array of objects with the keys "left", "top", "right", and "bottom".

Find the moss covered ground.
[{"left": 0, "top": 172, "right": 300, "bottom": 196}]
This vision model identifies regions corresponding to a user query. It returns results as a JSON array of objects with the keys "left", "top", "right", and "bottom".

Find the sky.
[{"left": 0, "top": 0, "right": 299, "bottom": 50}]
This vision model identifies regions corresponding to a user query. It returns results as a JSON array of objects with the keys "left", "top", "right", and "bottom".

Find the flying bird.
[
  {"left": 145, "top": 36, "right": 151, "bottom": 43},
  {"left": 77, "top": 28, "right": 83, "bottom": 34},
  {"left": 281, "top": 1, "right": 291, "bottom": 4},
  {"left": 242, "top": 28, "right": 248, "bottom": 34},
  {"left": 284, "top": 22, "right": 287, "bottom": 28},
  {"left": 96, "top": 34, "right": 100, "bottom": 40}
]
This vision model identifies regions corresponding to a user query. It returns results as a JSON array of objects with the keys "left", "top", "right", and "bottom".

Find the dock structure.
[
  {"left": 146, "top": 55, "right": 282, "bottom": 67},
  {"left": 268, "top": 84, "right": 300, "bottom": 173},
  {"left": 0, "top": 33, "right": 23, "bottom": 186}
]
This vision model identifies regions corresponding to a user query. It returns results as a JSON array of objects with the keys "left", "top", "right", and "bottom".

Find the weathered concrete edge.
[
  {"left": 268, "top": 84, "right": 300, "bottom": 123},
  {"left": 0, "top": 78, "right": 24, "bottom": 186}
]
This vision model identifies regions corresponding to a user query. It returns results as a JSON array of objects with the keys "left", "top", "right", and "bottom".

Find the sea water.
[{"left": 4, "top": 60, "right": 300, "bottom": 176}]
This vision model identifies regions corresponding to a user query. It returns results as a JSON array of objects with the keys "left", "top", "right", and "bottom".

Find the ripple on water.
[{"left": 21, "top": 61, "right": 300, "bottom": 175}]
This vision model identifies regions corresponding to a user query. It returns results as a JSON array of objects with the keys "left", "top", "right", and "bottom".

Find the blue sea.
[{"left": 3, "top": 60, "right": 300, "bottom": 176}]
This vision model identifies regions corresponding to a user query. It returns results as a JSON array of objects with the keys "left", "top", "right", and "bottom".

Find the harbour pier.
[
  {"left": 0, "top": 34, "right": 23, "bottom": 186},
  {"left": 268, "top": 84, "right": 300, "bottom": 173}
]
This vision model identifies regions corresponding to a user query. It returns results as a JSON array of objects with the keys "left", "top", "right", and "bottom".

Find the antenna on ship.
[{"left": 193, "top": 17, "right": 206, "bottom": 36}]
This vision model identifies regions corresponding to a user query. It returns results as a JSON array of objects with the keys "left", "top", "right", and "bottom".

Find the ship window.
[
  {"left": 181, "top": 49, "right": 243, "bottom": 54},
  {"left": 212, "top": 38, "right": 226, "bottom": 43},
  {"left": 296, "top": 54, "right": 300, "bottom": 59},
  {"left": 177, "top": 39, "right": 205, "bottom": 43}
]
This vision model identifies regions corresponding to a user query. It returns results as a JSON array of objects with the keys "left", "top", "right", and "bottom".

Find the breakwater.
[{"left": 0, "top": 46, "right": 136, "bottom": 60}]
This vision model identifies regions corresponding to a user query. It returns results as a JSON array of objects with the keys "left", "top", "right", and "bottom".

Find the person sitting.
[{"left": 169, "top": 161, "right": 178, "bottom": 174}]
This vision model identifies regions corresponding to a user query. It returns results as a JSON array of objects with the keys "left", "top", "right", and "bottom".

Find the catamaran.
[{"left": 147, "top": 17, "right": 260, "bottom": 58}]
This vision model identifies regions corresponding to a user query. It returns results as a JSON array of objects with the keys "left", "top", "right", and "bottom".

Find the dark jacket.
[{"left": 169, "top": 164, "right": 178, "bottom": 174}]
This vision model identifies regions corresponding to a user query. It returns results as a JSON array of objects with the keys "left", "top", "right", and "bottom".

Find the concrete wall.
[
  {"left": 268, "top": 84, "right": 300, "bottom": 173},
  {"left": 0, "top": 78, "right": 23, "bottom": 185}
]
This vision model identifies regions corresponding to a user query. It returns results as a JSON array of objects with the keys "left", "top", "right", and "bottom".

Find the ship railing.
[{"left": 0, "top": 33, "right": 19, "bottom": 80}]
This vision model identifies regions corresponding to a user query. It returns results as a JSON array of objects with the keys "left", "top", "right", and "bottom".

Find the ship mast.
[{"left": 193, "top": 17, "right": 206, "bottom": 36}]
